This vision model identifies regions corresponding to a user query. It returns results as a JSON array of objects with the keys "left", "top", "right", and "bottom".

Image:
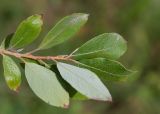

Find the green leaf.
[
  {"left": 79, "top": 58, "right": 133, "bottom": 81},
  {"left": 50, "top": 65, "right": 77, "bottom": 97},
  {"left": 0, "top": 33, "right": 14, "bottom": 49},
  {"left": 73, "top": 33, "right": 127, "bottom": 60},
  {"left": 57, "top": 62, "right": 112, "bottom": 101},
  {"left": 50, "top": 65, "right": 87, "bottom": 101},
  {"left": 2, "top": 55, "right": 21, "bottom": 91},
  {"left": 25, "top": 62, "right": 69, "bottom": 108},
  {"left": 10, "top": 14, "right": 43, "bottom": 49},
  {"left": 38, "top": 13, "right": 89, "bottom": 50}
]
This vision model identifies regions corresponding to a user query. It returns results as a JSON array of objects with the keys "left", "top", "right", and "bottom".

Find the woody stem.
[{"left": 0, "top": 49, "right": 72, "bottom": 61}]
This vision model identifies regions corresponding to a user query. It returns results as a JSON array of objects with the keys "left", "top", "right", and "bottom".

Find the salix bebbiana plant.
[{"left": 0, "top": 13, "right": 133, "bottom": 108}]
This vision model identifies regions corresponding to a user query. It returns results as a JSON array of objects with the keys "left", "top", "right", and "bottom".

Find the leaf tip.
[
  {"left": 107, "top": 97, "right": 112, "bottom": 103},
  {"left": 75, "top": 13, "right": 89, "bottom": 21},
  {"left": 63, "top": 103, "right": 69, "bottom": 109},
  {"left": 84, "top": 13, "right": 89, "bottom": 17},
  {"left": 10, "top": 86, "right": 20, "bottom": 93},
  {"left": 82, "top": 13, "right": 89, "bottom": 21},
  {"left": 39, "top": 13, "right": 44, "bottom": 18},
  {"left": 14, "top": 87, "right": 20, "bottom": 93}
]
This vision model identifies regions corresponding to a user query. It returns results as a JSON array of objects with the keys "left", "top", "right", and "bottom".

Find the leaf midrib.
[
  {"left": 57, "top": 62, "right": 107, "bottom": 98},
  {"left": 77, "top": 61, "right": 130, "bottom": 77},
  {"left": 26, "top": 63, "right": 66, "bottom": 106}
]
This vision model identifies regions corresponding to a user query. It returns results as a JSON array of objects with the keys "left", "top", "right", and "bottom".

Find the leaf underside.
[
  {"left": 25, "top": 62, "right": 69, "bottom": 108},
  {"left": 57, "top": 62, "right": 112, "bottom": 101}
]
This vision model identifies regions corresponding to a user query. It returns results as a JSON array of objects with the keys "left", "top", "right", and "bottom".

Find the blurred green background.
[{"left": 0, "top": 0, "right": 160, "bottom": 114}]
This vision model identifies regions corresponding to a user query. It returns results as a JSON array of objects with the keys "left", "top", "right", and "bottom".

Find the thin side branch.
[{"left": 0, "top": 49, "right": 72, "bottom": 61}]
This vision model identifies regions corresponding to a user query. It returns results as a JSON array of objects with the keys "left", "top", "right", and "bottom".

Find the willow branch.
[{"left": 0, "top": 49, "right": 72, "bottom": 61}]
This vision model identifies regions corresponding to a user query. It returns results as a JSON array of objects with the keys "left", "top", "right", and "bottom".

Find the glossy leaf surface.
[
  {"left": 38, "top": 13, "right": 88, "bottom": 49},
  {"left": 79, "top": 58, "right": 133, "bottom": 81},
  {"left": 10, "top": 14, "right": 43, "bottom": 48},
  {"left": 73, "top": 33, "right": 127, "bottom": 60}
]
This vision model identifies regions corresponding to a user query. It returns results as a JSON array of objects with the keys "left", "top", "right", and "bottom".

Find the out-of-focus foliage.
[{"left": 0, "top": 0, "right": 159, "bottom": 114}]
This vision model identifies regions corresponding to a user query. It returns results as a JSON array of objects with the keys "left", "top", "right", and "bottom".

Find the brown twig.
[{"left": 0, "top": 49, "right": 72, "bottom": 61}]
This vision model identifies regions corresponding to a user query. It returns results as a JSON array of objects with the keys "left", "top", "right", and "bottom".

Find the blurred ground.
[{"left": 0, "top": 0, "right": 160, "bottom": 114}]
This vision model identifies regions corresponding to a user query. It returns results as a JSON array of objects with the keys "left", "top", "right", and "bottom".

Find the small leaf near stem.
[
  {"left": 3, "top": 55, "right": 21, "bottom": 91},
  {"left": 10, "top": 14, "right": 43, "bottom": 49}
]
